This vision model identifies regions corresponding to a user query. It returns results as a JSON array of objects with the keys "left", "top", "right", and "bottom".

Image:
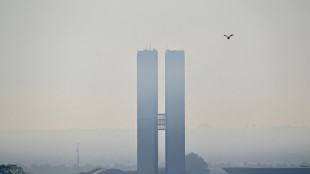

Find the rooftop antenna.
[{"left": 77, "top": 143, "right": 80, "bottom": 174}]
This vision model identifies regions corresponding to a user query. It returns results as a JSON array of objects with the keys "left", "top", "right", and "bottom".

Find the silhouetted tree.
[
  {"left": 185, "top": 153, "right": 210, "bottom": 174},
  {"left": 0, "top": 164, "right": 26, "bottom": 174}
]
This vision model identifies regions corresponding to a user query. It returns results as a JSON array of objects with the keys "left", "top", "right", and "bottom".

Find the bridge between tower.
[{"left": 157, "top": 113, "right": 166, "bottom": 130}]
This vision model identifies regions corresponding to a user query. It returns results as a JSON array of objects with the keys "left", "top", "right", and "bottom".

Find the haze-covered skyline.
[
  {"left": 1, "top": 0, "right": 310, "bottom": 130},
  {"left": 1, "top": 126, "right": 310, "bottom": 167}
]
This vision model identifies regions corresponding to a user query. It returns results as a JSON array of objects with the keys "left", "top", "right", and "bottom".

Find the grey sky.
[{"left": 0, "top": 0, "right": 310, "bottom": 130}]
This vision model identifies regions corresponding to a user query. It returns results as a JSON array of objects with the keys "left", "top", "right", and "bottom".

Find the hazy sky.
[
  {"left": 1, "top": 127, "right": 310, "bottom": 166},
  {"left": 0, "top": 0, "right": 310, "bottom": 130}
]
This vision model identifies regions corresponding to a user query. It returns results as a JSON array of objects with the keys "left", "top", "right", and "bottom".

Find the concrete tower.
[
  {"left": 137, "top": 49, "right": 185, "bottom": 174},
  {"left": 165, "top": 50, "right": 185, "bottom": 174},
  {"left": 137, "top": 50, "right": 158, "bottom": 174}
]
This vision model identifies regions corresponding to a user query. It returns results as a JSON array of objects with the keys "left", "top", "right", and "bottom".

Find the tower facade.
[
  {"left": 137, "top": 49, "right": 185, "bottom": 174},
  {"left": 165, "top": 50, "right": 185, "bottom": 174},
  {"left": 137, "top": 50, "right": 158, "bottom": 174}
]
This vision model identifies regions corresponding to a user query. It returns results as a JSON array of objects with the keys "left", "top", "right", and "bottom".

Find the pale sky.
[{"left": 0, "top": 0, "right": 310, "bottom": 130}]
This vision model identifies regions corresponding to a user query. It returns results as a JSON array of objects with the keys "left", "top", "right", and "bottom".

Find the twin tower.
[{"left": 137, "top": 49, "right": 185, "bottom": 174}]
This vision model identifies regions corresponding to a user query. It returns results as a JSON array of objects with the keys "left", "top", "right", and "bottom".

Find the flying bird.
[{"left": 224, "top": 34, "right": 234, "bottom": 39}]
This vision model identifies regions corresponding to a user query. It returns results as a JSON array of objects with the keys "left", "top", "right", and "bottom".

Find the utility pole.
[{"left": 77, "top": 143, "right": 80, "bottom": 174}]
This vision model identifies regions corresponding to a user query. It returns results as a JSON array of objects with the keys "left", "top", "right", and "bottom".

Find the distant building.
[
  {"left": 165, "top": 50, "right": 185, "bottom": 174},
  {"left": 137, "top": 50, "right": 158, "bottom": 174},
  {"left": 223, "top": 167, "right": 310, "bottom": 174},
  {"left": 137, "top": 49, "right": 185, "bottom": 174}
]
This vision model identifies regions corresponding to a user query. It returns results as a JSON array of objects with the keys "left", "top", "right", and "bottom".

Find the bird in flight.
[{"left": 224, "top": 34, "right": 234, "bottom": 39}]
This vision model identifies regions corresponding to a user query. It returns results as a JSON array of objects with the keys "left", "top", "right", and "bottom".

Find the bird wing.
[
  {"left": 224, "top": 35, "right": 228, "bottom": 37},
  {"left": 229, "top": 34, "right": 234, "bottom": 37}
]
